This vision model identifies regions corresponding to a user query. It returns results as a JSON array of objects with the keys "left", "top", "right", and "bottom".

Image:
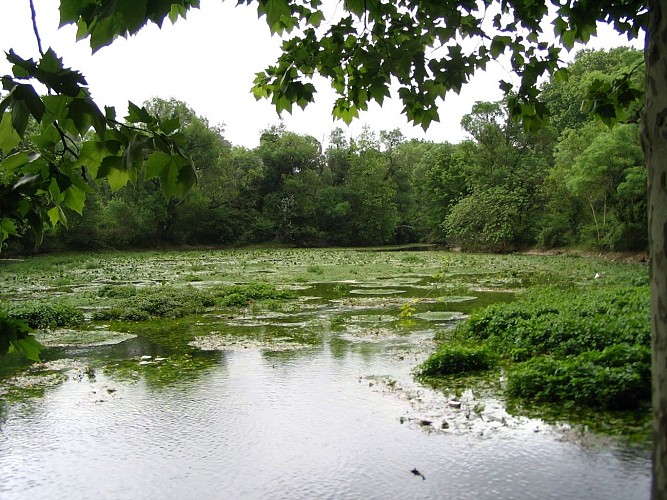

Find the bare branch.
[{"left": 29, "top": 0, "right": 44, "bottom": 57}]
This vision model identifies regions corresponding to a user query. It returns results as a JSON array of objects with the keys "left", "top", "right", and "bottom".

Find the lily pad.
[
  {"left": 438, "top": 296, "right": 478, "bottom": 303},
  {"left": 36, "top": 329, "right": 136, "bottom": 347},
  {"left": 349, "top": 288, "right": 406, "bottom": 295},
  {"left": 412, "top": 311, "right": 466, "bottom": 322}
]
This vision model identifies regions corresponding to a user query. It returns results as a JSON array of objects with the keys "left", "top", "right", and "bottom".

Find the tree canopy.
[{"left": 3, "top": 1, "right": 666, "bottom": 496}]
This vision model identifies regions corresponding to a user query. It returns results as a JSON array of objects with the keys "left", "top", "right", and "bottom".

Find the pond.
[{"left": 0, "top": 249, "right": 652, "bottom": 499}]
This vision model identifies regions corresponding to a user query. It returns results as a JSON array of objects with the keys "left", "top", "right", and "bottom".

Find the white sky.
[{"left": 0, "top": 0, "right": 643, "bottom": 148}]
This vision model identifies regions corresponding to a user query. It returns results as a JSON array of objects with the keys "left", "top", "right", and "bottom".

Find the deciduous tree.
[{"left": 1, "top": 0, "right": 665, "bottom": 495}]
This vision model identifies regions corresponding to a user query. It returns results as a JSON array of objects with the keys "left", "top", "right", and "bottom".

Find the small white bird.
[{"left": 594, "top": 273, "right": 601, "bottom": 279}]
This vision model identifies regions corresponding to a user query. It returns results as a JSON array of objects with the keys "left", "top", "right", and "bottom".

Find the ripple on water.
[{"left": 0, "top": 338, "right": 651, "bottom": 500}]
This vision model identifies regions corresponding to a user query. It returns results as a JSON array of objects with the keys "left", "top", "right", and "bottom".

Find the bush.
[
  {"left": 450, "top": 286, "right": 651, "bottom": 410},
  {"left": 92, "top": 283, "right": 295, "bottom": 321},
  {"left": 418, "top": 344, "right": 496, "bottom": 376},
  {"left": 455, "top": 287, "right": 650, "bottom": 360},
  {"left": 93, "top": 287, "right": 215, "bottom": 321},
  {"left": 444, "top": 187, "right": 529, "bottom": 250},
  {"left": 8, "top": 301, "right": 84, "bottom": 329},
  {"left": 507, "top": 344, "right": 651, "bottom": 409},
  {"left": 98, "top": 284, "right": 138, "bottom": 298}
]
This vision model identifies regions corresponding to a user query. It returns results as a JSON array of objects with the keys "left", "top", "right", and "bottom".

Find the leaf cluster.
[
  {"left": 452, "top": 285, "right": 651, "bottom": 409},
  {"left": 507, "top": 344, "right": 650, "bottom": 409},
  {"left": 93, "top": 282, "right": 296, "bottom": 321},
  {"left": 1, "top": 43, "right": 196, "bottom": 250},
  {"left": 6, "top": 300, "right": 84, "bottom": 329},
  {"left": 0, "top": 309, "right": 42, "bottom": 361},
  {"left": 461, "top": 286, "right": 649, "bottom": 360},
  {"left": 250, "top": 0, "right": 647, "bottom": 131},
  {"left": 418, "top": 344, "right": 497, "bottom": 377}
]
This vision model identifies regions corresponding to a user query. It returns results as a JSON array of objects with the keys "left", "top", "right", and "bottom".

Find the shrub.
[
  {"left": 98, "top": 284, "right": 138, "bottom": 298},
  {"left": 418, "top": 344, "right": 496, "bottom": 376},
  {"left": 455, "top": 287, "right": 649, "bottom": 360},
  {"left": 93, "top": 287, "right": 215, "bottom": 321},
  {"left": 8, "top": 301, "right": 84, "bottom": 329},
  {"left": 507, "top": 344, "right": 651, "bottom": 409},
  {"left": 450, "top": 286, "right": 651, "bottom": 410}
]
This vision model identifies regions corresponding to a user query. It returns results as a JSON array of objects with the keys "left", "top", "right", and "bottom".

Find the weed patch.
[
  {"left": 7, "top": 301, "right": 84, "bottom": 329},
  {"left": 418, "top": 345, "right": 496, "bottom": 376},
  {"left": 437, "top": 286, "right": 651, "bottom": 409}
]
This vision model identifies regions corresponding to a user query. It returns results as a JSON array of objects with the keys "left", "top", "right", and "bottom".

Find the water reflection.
[
  {"left": 0, "top": 272, "right": 652, "bottom": 499},
  {"left": 0, "top": 342, "right": 651, "bottom": 500}
]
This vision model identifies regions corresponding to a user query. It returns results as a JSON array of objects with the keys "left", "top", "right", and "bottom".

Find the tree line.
[{"left": 5, "top": 47, "right": 646, "bottom": 255}]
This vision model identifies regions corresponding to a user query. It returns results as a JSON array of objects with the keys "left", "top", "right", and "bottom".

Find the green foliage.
[
  {"left": 399, "top": 300, "right": 417, "bottom": 320},
  {"left": 92, "top": 282, "right": 295, "bottom": 320},
  {"left": 93, "top": 286, "right": 215, "bottom": 321},
  {"left": 453, "top": 286, "right": 650, "bottom": 409},
  {"left": 0, "top": 310, "right": 42, "bottom": 361},
  {"left": 0, "top": 0, "right": 651, "bottom": 255},
  {"left": 249, "top": 0, "right": 645, "bottom": 131},
  {"left": 444, "top": 187, "right": 526, "bottom": 250},
  {"left": 98, "top": 284, "right": 138, "bottom": 298},
  {"left": 418, "top": 344, "right": 497, "bottom": 376},
  {"left": 507, "top": 344, "right": 651, "bottom": 409},
  {"left": 7, "top": 301, "right": 84, "bottom": 329},
  {"left": 461, "top": 287, "right": 649, "bottom": 358}
]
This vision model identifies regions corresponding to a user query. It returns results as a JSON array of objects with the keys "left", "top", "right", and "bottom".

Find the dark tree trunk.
[{"left": 644, "top": 2, "right": 667, "bottom": 497}]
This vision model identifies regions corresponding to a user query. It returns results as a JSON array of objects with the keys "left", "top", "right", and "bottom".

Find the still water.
[{"left": 0, "top": 284, "right": 652, "bottom": 499}]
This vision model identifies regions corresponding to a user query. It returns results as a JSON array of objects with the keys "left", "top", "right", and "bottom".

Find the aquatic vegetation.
[
  {"left": 0, "top": 247, "right": 651, "bottom": 436},
  {"left": 98, "top": 284, "right": 138, "bottom": 298},
  {"left": 412, "top": 311, "right": 466, "bottom": 322},
  {"left": 399, "top": 300, "right": 417, "bottom": 319},
  {"left": 418, "top": 345, "right": 497, "bottom": 376},
  {"left": 507, "top": 344, "right": 651, "bottom": 410},
  {"left": 437, "top": 286, "right": 651, "bottom": 410},
  {"left": 216, "top": 283, "right": 296, "bottom": 307},
  {"left": 103, "top": 353, "right": 221, "bottom": 388},
  {"left": 36, "top": 329, "right": 136, "bottom": 348},
  {"left": 7, "top": 301, "right": 84, "bottom": 329},
  {"left": 94, "top": 287, "right": 216, "bottom": 321},
  {"left": 349, "top": 288, "right": 406, "bottom": 295},
  {"left": 458, "top": 287, "right": 649, "bottom": 360}
]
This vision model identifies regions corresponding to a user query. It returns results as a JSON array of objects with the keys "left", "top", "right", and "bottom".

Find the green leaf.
[
  {"left": 258, "top": 0, "right": 293, "bottom": 33},
  {"left": 59, "top": 0, "right": 97, "bottom": 26},
  {"left": 97, "top": 155, "right": 130, "bottom": 191},
  {"left": 1, "top": 152, "right": 29, "bottom": 172},
  {"left": 47, "top": 205, "right": 68, "bottom": 227},
  {"left": 561, "top": 30, "right": 576, "bottom": 50},
  {"left": 145, "top": 151, "right": 194, "bottom": 200},
  {"left": 74, "top": 140, "right": 108, "bottom": 178},
  {"left": 553, "top": 68, "right": 569, "bottom": 83},
  {"left": 11, "top": 100, "right": 30, "bottom": 137},
  {"left": 144, "top": 150, "right": 173, "bottom": 179},
  {"left": 12, "top": 84, "right": 46, "bottom": 122},
  {"left": 9, "top": 336, "right": 43, "bottom": 362},
  {"left": 0, "top": 217, "right": 18, "bottom": 238},
  {"left": 0, "top": 112, "right": 20, "bottom": 154},
  {"left": 490, "top": 36, "right": 511, "bottom": 59},
  {"left": 63, "top": 184, "right": 87, "bottom": 215},
  {"left": 117, "top": 0, "right": 148, "bottom": 33},
  {"left": 126, "top": 101, "right": 152, "bottom": 124},
  {"left": 90, "top": 16, "right": 122, "bottom": 53}
]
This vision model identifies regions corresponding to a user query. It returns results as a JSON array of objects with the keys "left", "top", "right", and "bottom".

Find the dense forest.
[{"left": 5, "top": 47, "right": 646, "bottom": 254}]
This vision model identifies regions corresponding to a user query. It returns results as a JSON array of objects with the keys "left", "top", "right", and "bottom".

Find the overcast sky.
[{"left": 1, "top": 1, "right": 643, "bottom": 148}]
